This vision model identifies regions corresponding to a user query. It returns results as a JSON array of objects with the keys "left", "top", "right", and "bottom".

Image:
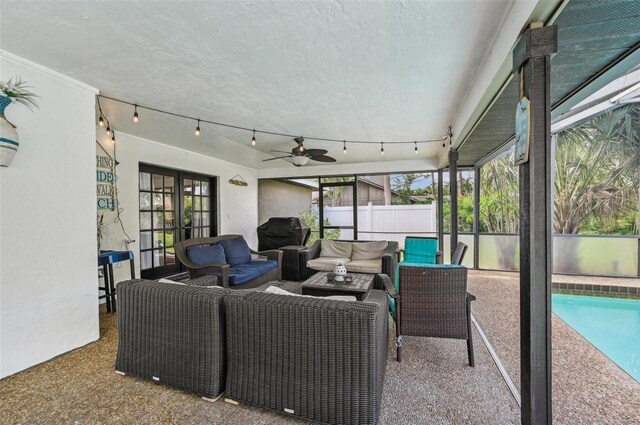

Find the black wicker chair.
[
  {"left": 381, "top": 265, "right": 476, "bottom": 366},
  {"left": 174, "top": 235, "right": 282, "bottom": 289},
  {"left": 224, "top": 288, "right": 389, "bottom": 424}
]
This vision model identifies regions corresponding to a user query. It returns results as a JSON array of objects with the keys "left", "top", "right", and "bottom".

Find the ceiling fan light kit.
[{"left": 292, "top": 156, "right": 310, "bottom": 166}]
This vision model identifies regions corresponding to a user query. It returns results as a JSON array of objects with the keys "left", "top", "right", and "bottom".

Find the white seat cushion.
[
  {"left": 265, "top": 285, "right": 357, "bottom": 302},
  {"left": 345, "top": 259, "right": 382, "bottom": 274},
  {"left": 307, "top": 257, "right": 351, "bottom": 272},
  {"left": 351, "top": 240, "right": 388, "bottom": 260}
]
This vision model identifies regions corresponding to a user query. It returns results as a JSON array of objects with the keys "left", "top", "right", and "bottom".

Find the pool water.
[{"left": 552, "top": 294, "right": 640, "bottom": 382}]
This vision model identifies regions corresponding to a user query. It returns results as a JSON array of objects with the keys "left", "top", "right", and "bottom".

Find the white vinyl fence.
[{"left": 323, "top": 203, "right": 436, "bottom": 248}]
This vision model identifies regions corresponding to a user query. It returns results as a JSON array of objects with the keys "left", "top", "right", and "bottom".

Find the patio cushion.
[
  {"left": 320, "top": 240, "right": 353, "bottom": 258},
  {"left": 227, "top": 260, "right": 278, "bottom": 286},
  {"left": 346, "top": 259, "right": 382, "bottom": 274},
  {"left": 220, "top": 238, "right": 252, "bottom": 266},
  {"left": 265, "top": 285, "right": 357, "bottom": 301},
  {"left": 351, "top": 240, "right": 388, "bottom": 260},
  {"left": 404, "top": 238, "right": 438, "bottom": 264},
  {"left": 307, "top": 257, "right": 351, "bottom": 272},
  {"left": 187, "top": 244, "right": 226, "bottom": 265}
]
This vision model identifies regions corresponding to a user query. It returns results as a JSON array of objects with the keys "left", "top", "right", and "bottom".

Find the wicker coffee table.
[{"left": 301, "top": 272, "right": 375, "bottom": 301}]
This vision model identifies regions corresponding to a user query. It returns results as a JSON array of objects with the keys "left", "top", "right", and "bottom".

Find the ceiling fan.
[{"left": 262, "top": 137, "right": 336, "bottom": 166}]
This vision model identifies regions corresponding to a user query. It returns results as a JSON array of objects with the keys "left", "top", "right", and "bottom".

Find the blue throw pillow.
[
  {"left": 219, "top": 238, "right": 252, "bottom": 266},
  {"left": 187, "top": 244, "right": 226, "bottom": 265}
]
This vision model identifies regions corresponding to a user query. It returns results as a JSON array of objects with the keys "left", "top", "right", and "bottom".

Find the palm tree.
[{"left": 554, "top": 107, "right": 638, "bottom": 234}]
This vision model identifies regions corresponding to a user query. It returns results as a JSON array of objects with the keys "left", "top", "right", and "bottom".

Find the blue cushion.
[
  {"left": 220, "top": 238, "right": 252, "bottom": 266},
  {"left": 389, "top": 262, "right": 465, "bottom": 317},
  {"left": 227, "top": 260, "right": 277, "bottom": 286},
  {"left": 404, "top": 238, "right": 438, "bottom": 264},
  {"left": 186, "top": 244, "right": 226, "bottom": 265}
]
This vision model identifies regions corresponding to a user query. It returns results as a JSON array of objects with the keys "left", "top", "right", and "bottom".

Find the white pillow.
[
  {"left": 158, "top": 278, "right": 185, "bottom": 285},
  {"left": 320, "top": 240, "right": 353, "bottom": 258},
  {"left": 264, "top": 285, "right": 356, "bottom": 301}
]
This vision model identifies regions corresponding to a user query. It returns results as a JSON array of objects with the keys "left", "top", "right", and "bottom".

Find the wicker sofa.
[
  {"left": 174, "top": 234, "right": 282, "bottom": 289},
  {"left": 224, "top": 287, "right": 389, "bottom": 424},
  {"left": 115, "top": 276, "right": 301, "bottom": 399},
  {"left": 298, "top": 239, "right": 399, "bottom": 282}
]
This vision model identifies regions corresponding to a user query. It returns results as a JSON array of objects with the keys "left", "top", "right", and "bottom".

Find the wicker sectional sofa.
[
  {"left": 115, "top": 276, "right": 389, "bottom": 424},
  {"left": 225, "top": 288, "right": 389, "bottom": 424}
]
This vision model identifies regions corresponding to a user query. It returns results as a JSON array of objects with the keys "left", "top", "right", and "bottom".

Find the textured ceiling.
[
  {"left": 1, "top": 0, "right": 514, "bottom": 169},
  {"left": 457, "top": 0, "right": 640, "bottom": 167}
]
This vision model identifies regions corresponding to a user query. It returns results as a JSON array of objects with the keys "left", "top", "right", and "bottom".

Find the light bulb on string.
[
  {"left": 111, "top": 130, "right": 116, "bottom": 143},
  {"left": 195, "top": 119, "right": 201, "bottom": 136},
  {"left": 343, "top": 140, "right": 347, "bottom": 154},
  {"left": 380, "top": 142, "right": 384, "bottom": 156},
  {"left": 251, "top": 130, "right": 256, "bottom": 146},
  {"left": 415, "top": 141, "right": 418, "bottom": 155},
  {"left": 133, "top": 104, "right": 139, "bottom": 123},
  {"left": 98, "top": 116, "right": 104, "bottom": 127},
  {"left": 106, "top": 126, "right": 111, "bottom": 136}
]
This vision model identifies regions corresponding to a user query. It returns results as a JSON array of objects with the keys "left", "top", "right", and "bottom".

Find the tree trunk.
[{"left": 383, "top": 175, "right": 392, "bottom": 205}]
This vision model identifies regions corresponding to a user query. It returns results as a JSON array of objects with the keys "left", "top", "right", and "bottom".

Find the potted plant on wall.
[{"left": 0, "top": 77, "right": 38, "bottom": 167}]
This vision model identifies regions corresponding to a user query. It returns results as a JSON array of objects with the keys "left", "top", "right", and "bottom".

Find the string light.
[
  {"left": 111, "top": 130, "right": 116, "bottom": 143},
  {"left": 96, "top": 95, "right": 448, "bottom": 156}
]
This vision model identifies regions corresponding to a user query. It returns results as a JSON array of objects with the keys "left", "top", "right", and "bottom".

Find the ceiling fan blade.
[
  {"left": 304, "top": 148, "right": 328, "bottom": 156},
  {"left": 310, "top": 155, "right": 336, "bottom": 163},
  {"left": 262, "top": 155, "right": 293, "bottom": 162}
]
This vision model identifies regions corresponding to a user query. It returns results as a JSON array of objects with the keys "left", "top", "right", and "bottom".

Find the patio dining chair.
[
  {"left": 381, "top": 264, "right": 475, "bottom": 366},
  {"left": 451, "top": 241, "right": 468, "bottom": 265},
  {"left": 401, "top": 236, "right": 442, "bottom": 264}
]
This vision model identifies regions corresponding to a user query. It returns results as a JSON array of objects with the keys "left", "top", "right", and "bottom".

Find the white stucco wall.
[
  {"left": 0, "top": 53, "right": 99, "bottom": 378},
  {"left": 98, "top": 131, "right": 259, "bottom": 282}
]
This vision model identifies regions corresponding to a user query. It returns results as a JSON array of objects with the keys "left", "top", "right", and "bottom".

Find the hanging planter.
[{"left": 0, "top": 78, "right": 38, "bottom": 167}]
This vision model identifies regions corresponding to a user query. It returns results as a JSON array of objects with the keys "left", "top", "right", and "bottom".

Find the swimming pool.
[{"left": 552, "top": 293, "right": 640, "bottom": 382}]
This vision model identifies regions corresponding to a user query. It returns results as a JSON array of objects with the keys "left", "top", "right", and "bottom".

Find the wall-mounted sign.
[
  {"left": 514, "top": 96, "right": 531, "bottom": 166},
  {"left": 229, "top": 174, "right": 248, "bottom": 187},
  {"left": 96, "top": 153, "right": 116, "bottom": 210}
]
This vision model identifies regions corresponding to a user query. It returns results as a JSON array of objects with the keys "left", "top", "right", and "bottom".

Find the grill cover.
[{"left": 257, "top": 217, "right": 310, "bottom": 251}]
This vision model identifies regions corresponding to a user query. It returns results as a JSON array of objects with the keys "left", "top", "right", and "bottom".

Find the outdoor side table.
[
  {"left": 280, "top": 245, "right": 307, "bottom": 281},
  {"left": 98, "top": 250, "right": 135, "bottom": 313}
]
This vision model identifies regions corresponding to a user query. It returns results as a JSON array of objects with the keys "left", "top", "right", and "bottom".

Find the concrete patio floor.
[
  {"left": 0, "top": 292, "right": 518, "bottom": 425},
  {"left": 468, "top": 270, "right": 640, "bottom": 425}
]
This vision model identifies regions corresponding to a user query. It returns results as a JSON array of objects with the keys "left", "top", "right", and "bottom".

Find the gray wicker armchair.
[
  {"left": 381, "top": 264, "right": 476, "bottom": 366},
  {"left": 115, "top": 276, "right": 227, "bottom": 398},
  {"left": 224, "top": 289, "right": 389, "bottom": 424},
  {"left": 174, "top": 235, "right": 282, "bottom": 289}
]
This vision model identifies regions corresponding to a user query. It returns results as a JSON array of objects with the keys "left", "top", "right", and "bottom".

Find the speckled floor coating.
[
  {"left": 0, "top": 301, "right": 519, "bottom": 424},
  {"left": 468, "top": 270, "right": 640, "bottom": 425}
]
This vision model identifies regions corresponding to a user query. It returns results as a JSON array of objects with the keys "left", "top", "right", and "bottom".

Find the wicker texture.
[
  {"left": 224, "top": 289, "right": 389, "bottom": 424},
  {"left": 174, "top": 235, "right": 283, "bottom": 289},
  {"left": 381, "top": 265, "right": 475, "bottom": 365},
  {"left": 298, "top": 239, "right": 399, "bottom": 282},
  {"left": 115, "top": 279, "right": 228, "bottom": 398}
]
